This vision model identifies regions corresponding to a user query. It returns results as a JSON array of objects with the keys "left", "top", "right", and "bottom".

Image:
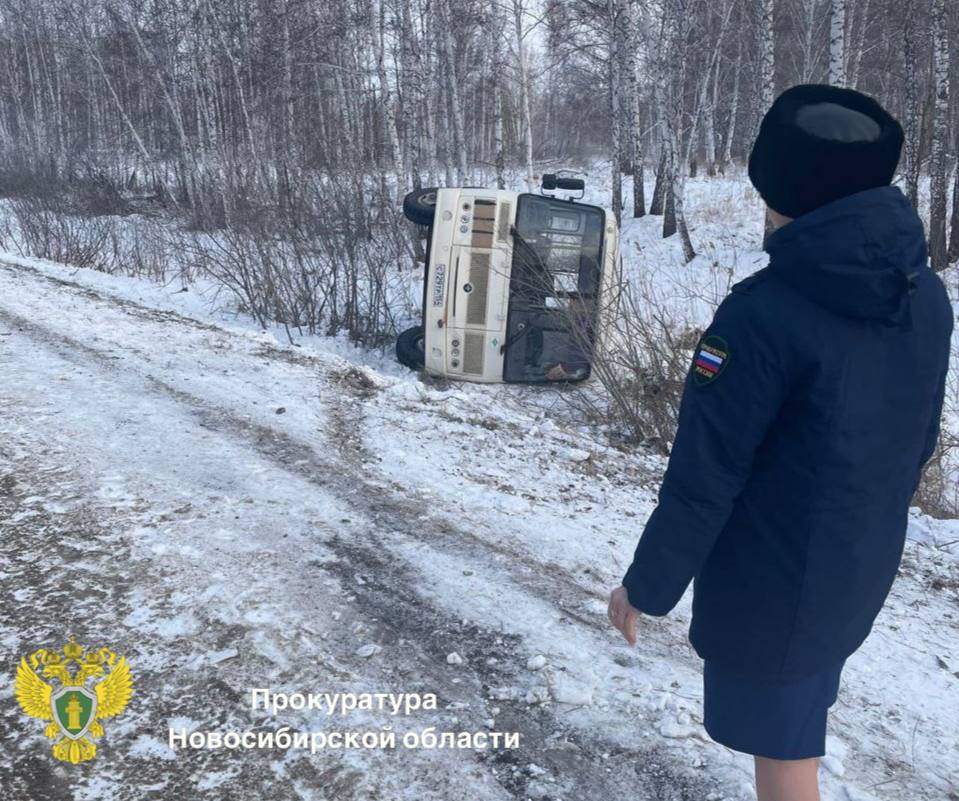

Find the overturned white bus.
[{"left": 396, "top": 175, "right": 622, "bottom": 384}]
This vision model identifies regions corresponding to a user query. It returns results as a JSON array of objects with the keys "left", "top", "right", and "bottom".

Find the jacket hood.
[{"left": 764, "top": 185, "right": 927, "bottom": 327}]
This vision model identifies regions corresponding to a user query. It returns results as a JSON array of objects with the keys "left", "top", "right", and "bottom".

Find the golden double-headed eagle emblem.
[{"left": 15, "top": 636, "right": 134, "bottom": 764}]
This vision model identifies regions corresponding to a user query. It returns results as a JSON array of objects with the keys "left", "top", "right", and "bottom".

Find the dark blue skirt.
[{"left": 703, "top": 659, "right": 845, "bottom": 760}]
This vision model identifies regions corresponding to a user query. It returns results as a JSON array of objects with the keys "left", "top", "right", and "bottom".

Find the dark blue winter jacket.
[{"left": 622, "top": 185, "right": 954, "bottom": 682}]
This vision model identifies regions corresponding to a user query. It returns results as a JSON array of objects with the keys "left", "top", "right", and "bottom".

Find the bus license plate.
[{"left": 432, "top": 264, "right": 446, "bottom": 307}]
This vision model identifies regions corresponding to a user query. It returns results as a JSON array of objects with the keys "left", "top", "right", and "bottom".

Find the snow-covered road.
[{"left": 1, "top": 257, "right": 957, "bottom": 801}]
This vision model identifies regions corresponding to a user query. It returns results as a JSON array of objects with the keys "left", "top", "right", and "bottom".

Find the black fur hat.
[{"left": 748, "top": 84, "right": 904, "bottom": 219}]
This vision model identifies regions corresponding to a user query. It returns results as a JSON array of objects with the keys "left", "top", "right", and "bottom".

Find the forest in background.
[{"left": 1, "top": 0, "right": 958, "bottom": 263}]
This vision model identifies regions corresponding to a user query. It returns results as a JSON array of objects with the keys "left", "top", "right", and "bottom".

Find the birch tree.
[
  {"left": 719, "top": 33, "right": 742, "bottom": 173},
  {"left": 0, "top": 0, "right": 955, "bottom": 258},
  {"left": 626, "top": 0, "right": 646, "bottom": 216},
  {"left": 369, "top": 0, "right": 403, "bottom": 194},
  {"left": 757, "top": 0, "right": 776, "bottom": 238},
  {"left": 660, "top": 0, "right": 695, "bottom": 261},
  {"left": 949, "top": 161, "right": 959, "bottom": 264},
  {"left": 608, "top": 0, "right": 626, "bottom": 225},
  {"left": 758, "top": 0, "right": 776, "bottom": 116},
  {"left": 487, "top": 5, "right": 507, "bottom": 189},
  {"left": 928, "top": 0, "right": 949, "bottom": 271},
  {"left": 795, "top": 0, "right": 819, "bottom": 82},
  {"left": 649, "top": 9, "right": 670, "bottom": 217},
  {"left": 901, "top": 7, "right": 922, "bottom": 208},
  {"left": 828, "top": 0, "right": 846, "bottom": 85},
  {"left": 437, "top": 0, "right": 468, "bottom": 184},
  {"left": 512, "top": 0, "right": 535, "bottom": 191}
]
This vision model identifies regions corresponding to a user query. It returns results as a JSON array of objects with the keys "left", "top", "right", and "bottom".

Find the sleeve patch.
[{"left": 692, "top": 335, "right": 729, "bottom": 385}]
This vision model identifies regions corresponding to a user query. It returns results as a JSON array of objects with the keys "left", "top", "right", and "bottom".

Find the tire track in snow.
[
  {"left": 0, "top": 259, "right": 690, "bottom": 659},
  {"left": 0, "top": 264, "right": 715, "bottom": 799},
  {"left": 0, "top": 431, "right": 374, "bottom": 801}
]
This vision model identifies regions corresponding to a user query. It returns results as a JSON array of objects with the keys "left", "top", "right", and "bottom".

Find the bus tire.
[
  {"left": 396, "top": 325, "right": 426, "bottom": 369},
  {"left": 402, "top": 188, "right": 439, "bottom": 225}
]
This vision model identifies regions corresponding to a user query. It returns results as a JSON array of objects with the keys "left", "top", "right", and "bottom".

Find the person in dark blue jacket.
[{"left": 607, "top": 84, "right": 954, "bottom": 801}]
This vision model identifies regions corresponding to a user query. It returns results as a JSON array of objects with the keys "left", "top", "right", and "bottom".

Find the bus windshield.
[{"left": 503, "top": 194, "right": 605, "bottom": 383}]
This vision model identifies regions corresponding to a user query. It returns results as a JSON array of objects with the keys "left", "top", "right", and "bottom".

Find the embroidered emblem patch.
[{"left": 692, "top": 335, "right": 729, "bottom": 385}]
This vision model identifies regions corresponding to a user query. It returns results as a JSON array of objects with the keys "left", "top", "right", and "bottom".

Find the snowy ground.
[{"left": 1, "top": 175, "right": 958, "bottom": 801}]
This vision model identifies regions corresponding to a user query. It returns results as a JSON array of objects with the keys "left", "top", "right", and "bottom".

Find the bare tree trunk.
[
  {"left": 673, "top": 180, "right": 695, "bottom": 263},
  {"left": 704, "top": 58, "right": 718, "bottom": 176},
  {"left": 627, "top": 0, "right": 645, "bottom": 216},
  {"left": 902, "top": 10, "right": 921, "bottom": 208},
  {"left": 513, "top": 0, "right": 535, "bottom": 191},
  {"left": 662, "top": 0, "right": 696, "bottom": 261},
  {"left": 666, "top": 121, "right": 695, "bottom": 261},
  {"left": 491, "top": 9, "right": 507, "bottom": 189},
  {"left": 649, "top": 9, "right": 669, "bottom": 216},
  {"left": 829, "top": 0, "right": 846, "bottom": 86},
  {"left": 399, "top": 0, "right": 422, "bottom": 190},
  {"left": 799, "top": 0, "right": 817, "bottom": 81},
  {"left": 663, "top": 145, "right": 677, "bottom": 237},
  {"left": 608, "top": 0, "right": 624, "bottom": 226},
  {"left": 848, "top": 0, "right": 870, "bottom": 88},
  {"left": 758, "top": 0, "right": 775, "bottom": 114},
  {"left": 948, "top": 162, "right": 959, "bottom": 264},
  {"left": 438, "top": 0, "right": 468, "bottom": 184},
  {"left": 929, "top": 0, "right": 949, "bottom": 271},
  {"left": 494, "top": 83, "right": 506, "bottom": 189},
  {"left": 757, "top": 0, "right": 776, "bottom": 240},
  {"left": 421, "top": 6, "right": 440, "bottom": 185},
  {"left": 487, "top": 4, "right": 507, "bottom": 189},
  {"left": 370, "top": 0, "right": 403, "bottom": 196},
  {"left": 719, "top": 33, "right": 742, "bottom": 173},
  {"left": 278, "top": 0, "right": 295, "bottom": 161},
  {"left": 651, "top": 149, "right": 668, "bottom": 215},
  {"left": 440, "top": 83, "right": 455, "bottom": 187}
]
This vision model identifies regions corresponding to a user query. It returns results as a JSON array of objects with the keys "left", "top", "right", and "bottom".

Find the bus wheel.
[
  {"left": 396, "top": 325, "right": 425, "bottom": 369},
  {"left": 402, "top": 188, "right": 438, "bottom": 225}
]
